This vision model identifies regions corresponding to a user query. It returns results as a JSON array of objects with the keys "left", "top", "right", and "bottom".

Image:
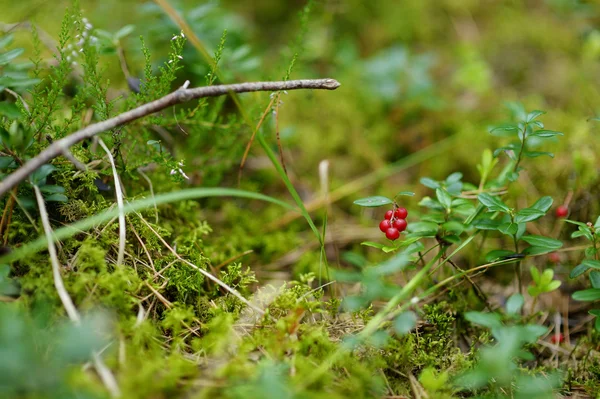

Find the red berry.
[
  {"left": 384, "top": 210, "right": 393, "bottom": 220},
  {"left": 386, "top": 227, "right": 400, "bottom": 241},
  {"left": 550, "top": 333, "right": 564, "bottom": 344},
  {"left": 379, "top": 219, "right": 392, "bottom": 233},
  {"left": 548, "top": 252, "right": 561, "bottom": 264},
  {"left": 394, "top": 207, "right": 408, "bottom": 219},
  {"left": 393, "top": 218, "right": 408, "bottom": 232},
  {"left": 556, "top": 205, "right": 568, "bottom": 218}
]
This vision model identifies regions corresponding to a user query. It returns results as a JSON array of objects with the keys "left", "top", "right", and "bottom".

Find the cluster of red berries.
[{"left": 379, "top": 207, "right": 408, "bottom": 241}]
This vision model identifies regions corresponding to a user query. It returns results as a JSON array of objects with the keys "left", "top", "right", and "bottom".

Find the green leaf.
[
  {"left": 546, "top": 280, "right": 561, "bottom": 292},
  {"left": 489, "top": 123, "right": 519, "bottom": 135},
  {"left": 522, "top": 246, "right": 556, "bottom": 256},
  {"left": 465, "top": 311, "right": 502, "bottom": 329},
  {"left": 478, "top": 193, "right": 510, "bottom": 213},
  {"left": 436, "top": 188, "right": 452, "bottom": 210},
  {"left": 526, "top": 110, "right": 546, "bottom": 122},
  {"left": 420, "top": 177, "right": 440, "bottom": 189},
  {"left": 523, "top": 151, "right": 554, "bottom": 158},
  {"left": 114, "top": 24, "right": 135, "bottom": 40},
  {"left": 514, "top": 208, "right": 545, "bottom": 223},
  {"left": 520, "top": 235, "right": 562, "bottom": 250},
  {"left": 506, "top": 294, "right": 524, "bottom": 315},
  {"left": 393, "top": 311, "right": 417, "bottom": 335},
  {"left": 396, "top": 191, "right": 415, "bottom": 197},
  {"left": 0, "top": 48, "right": 24, "bottom": 65},
  {"left": 0, "top": 156, "right": 16, "bottom": 169},
  {"left": 0, "top": 101, "right": 22, "bottom": 119},
  {"left": 44, "top": 193, "right": 68, "bottom": 202},
  {"left": 498, "top": 222, "right": 518, "bottom": 235},
  {"left": 353, "top": 196, "right": 393, "bottom": 207},
  {"left": 530, "top": 267, "right": 541, "bottom": 283},
  {"left": 29, "top": 164, "right": 56, "bottom": 186},
  {"left": 484, "top": 249, "right": 518, "bottom": 262},
  {"left": 39, "top": 185, "right": 65, "bottom": 194},
  {"left": 530, "top": 129, "right": 563, "bottom": 138},
  {"left": 471, "top": 218, "right": 501, "bottom": 231},
  {"left": 361, "top": 241, "right": 386, "bottom": 250},
  {"left": 583, "top": 259, "right": 600, "bottom": 269},
  {"left": 573, "top": 288, "right": 600, "bottom": 302},
  {"left": 0, "top": 35, "right": 14, "bottom": 49},
  {"left": 590, "top": 271, "right": 600, "bottom": 289},
  {"left": 589, "top": 309, "right": 600, "bottom": 318},
  {"left": 569, "top": 263, "right": 590, "bottom": 279},
  {"left": 530, "top": 196, "right": 553, "bottom": 213}
]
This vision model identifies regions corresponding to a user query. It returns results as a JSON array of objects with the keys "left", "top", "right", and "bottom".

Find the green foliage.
[{"left": 3, "top": 1, "right": 600, "bottom": 398}]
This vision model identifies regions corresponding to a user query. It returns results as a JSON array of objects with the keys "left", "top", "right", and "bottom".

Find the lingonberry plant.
[{"left": 343, "top": 104, "right": 600, "bottom": 396}]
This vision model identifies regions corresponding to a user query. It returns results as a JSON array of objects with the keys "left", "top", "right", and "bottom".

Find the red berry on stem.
[
  {"left": 384, "top": 210, "right": 393, "bottom": 220},
  {"left": 556, "top": 205, "right": 568, "bottom": 218},
  {"left": 394, "top": 207, "right": 408, "bottom": 219},
  {"left": 379, "top": 219, "right": 392, "bottom": 232},
  {"left": 548, "top": 252, "right": 561, "bottom": 264},
  {"left": 386, "top": 227, "right": 400, "bottom": 241},
  {"left": 550, "top": 333, "right": 564, "bottom": 344},
  {"left": 393, "top": 218, "right": 408, "bottom": 232}
]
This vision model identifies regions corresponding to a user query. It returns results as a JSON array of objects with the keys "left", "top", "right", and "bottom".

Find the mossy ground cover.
[{"left": 1, "top": 1, "right": 600, "bottom": 398}]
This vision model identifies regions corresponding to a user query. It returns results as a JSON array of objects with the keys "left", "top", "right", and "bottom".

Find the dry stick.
[
  {"left": 0, "top": 79, "right": 340, "bottom": 198},
  {"left": 33, "top": 185, "right": 121, "bottom": 398},
  {"left": 98, "top": 139, "right": 126, "bottom": 266}
]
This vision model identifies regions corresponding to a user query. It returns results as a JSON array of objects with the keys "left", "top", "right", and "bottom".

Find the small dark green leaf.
[
  {"left": 478, "top": 193, "right": 510, "bottom": 213},
  {"left": 44, "top": 193, "right": 68, "bottom": 202},
  {"left": 583, "top": 259, "right": 600, "bottom": 269},
  {"left": 436, "top": 188, "right": 452, "bottom": 210},
  {"left": 530, "top": 196, "right": 553, "bottom": 213},
  {"left": 590, "top": 271, "right": 600, "bottom": 289},
  {"left": 471, "top": 218, "right": 501, "bottom": 231},
  {"left": 498, "top": 222, "right": 518, "bottom": 235},
  {"left": 522, "top": 246, "right": 555, "bottom": 256},
  {"left": 570, "top": 263, "right": 590, "bottom": 279},
  {"left": 514, "top": 208, "right": 545, "bottom": 223},
  {"left": 520, "top": 235, "right": 562, "bottom": 250},
  {"left": 0, "top": 156, "right": 16, "bottom": 169},
  {"left": 353, "top": 196, "right": 393, "bottom": 207},
  {"left": 420, "top": 177, "right": 439, "bottom": 189},
  {"left": 393, "top": 311, "right": 417, "bottom": 335},
  {"left": 573, "top": 288, "right": 600, "bottom": 302},
  {"left": 29, "top": 164, "right": 56, "bottom": 186},
  {"left": 484, "top": 249, "right": 518, "bottom": 262}
]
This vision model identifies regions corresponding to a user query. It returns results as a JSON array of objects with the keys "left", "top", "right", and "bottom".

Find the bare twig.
[
  {"left": 0, "top": 79, "right": 340, "bottom": 197},
  {"left": 33, "top": 185, "right": 121, "bottom": 397},
  {"left": 98, "top": 139, "right": 126, "bottom": 266}
]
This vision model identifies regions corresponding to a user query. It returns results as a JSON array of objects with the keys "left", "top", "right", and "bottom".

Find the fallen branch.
[{"left": 0, "top": 78, "right": 340, "bottom": 197}]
